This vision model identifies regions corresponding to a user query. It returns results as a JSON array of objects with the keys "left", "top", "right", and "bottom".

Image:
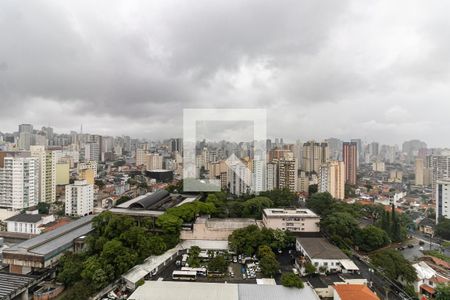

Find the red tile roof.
[{"left": 334, "top": 284, "right": 380, "bottom": 300}]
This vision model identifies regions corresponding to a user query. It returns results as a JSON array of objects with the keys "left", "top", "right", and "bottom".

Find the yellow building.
[
  {"left": 79, "top": 168, "right": 95, "bottom": 185},
  {"left": 56, "top": 163, "right": 70, "bottom": 185}
]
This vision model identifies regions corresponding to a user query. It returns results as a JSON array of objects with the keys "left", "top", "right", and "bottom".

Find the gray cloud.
[{"left": 0, "top": 0, "right": 449, "bottom": 147}]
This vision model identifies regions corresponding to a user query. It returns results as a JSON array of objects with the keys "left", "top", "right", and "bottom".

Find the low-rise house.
[
  {"left": 412, "top": 261, "right": 450, "bottom": 298},
  {"left": 5, "top": 212, "right": 55, "bottom": 234},
  {"left": 262, "top": 208, "right": 320, "bottom": 232},
  {"left": 418, "top": 218, "right": 435, "bottom": 237},
  {"left": 307, "top": 274, "right": 367, "bottom": 298},
  {"left": 296, "top": 238, "right": 359, "bottom": 274}
]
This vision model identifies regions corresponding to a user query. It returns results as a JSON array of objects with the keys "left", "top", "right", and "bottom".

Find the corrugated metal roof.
[
  {"left": 4, "top": 215, "right": 95, "bottom": 257},
  {"left": 0, "top": 273, "right": 36, "bottom": 299}
]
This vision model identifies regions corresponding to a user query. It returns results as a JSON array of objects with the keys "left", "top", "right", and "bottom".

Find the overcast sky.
[{"left": 0, "top": 0, "right": 449, "bottom": 147}]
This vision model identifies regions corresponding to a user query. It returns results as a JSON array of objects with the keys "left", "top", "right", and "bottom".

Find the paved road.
[{"left": 351, "top": 256, "right": 403, "bottom": 300}]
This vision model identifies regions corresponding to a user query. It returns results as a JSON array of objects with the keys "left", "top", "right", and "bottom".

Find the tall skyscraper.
[
  {"left": 30, "top": 145, "right": 56, "bottom": 203},
  {"left": 318, "top": 160, "right": 345, "bottom": 200},
  {"left": 302, "top": 141, "right": 328, "bottom": 173},
  {"left": 18, "top": 124, "right": 33, "bottom": 150},
  {"left": 350, "top": 138, "right": 363, "bottom": 165},
  {"left": 343, "top": 142, "right": 357, "bottom": 185},
  {"left": 436, "top": 180, "right": 450, "bottom": 223},
  {"left": 252, "top": 157, "right": 266, "bottom": 193},
  {"left": 0, "top": 152, "right": 38, "bottom": 210},
  {"left": 65, "top": 180, "right": 94, "bottom": 217}
]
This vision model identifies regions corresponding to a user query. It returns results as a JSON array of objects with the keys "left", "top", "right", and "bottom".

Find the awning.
[
  {"left": 420, "top": 284, "right": 436, "bottom": 295},
  {"left": 340, "top": 259, "right": 359, "bottom": 271}
]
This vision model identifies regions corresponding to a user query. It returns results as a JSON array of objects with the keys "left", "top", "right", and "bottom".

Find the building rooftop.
[
  {"left": 4, "top": 215, "right": 94, "bottom": 260},
  {"left": 0, "top": 272, "right": 36, "bottom": 299},
  {"left": 4, "top": 213, "right": 45, "bottom": 223},
  {"left": 205, "top": 218, "right": 256, "bottom": 230},
  {"left": 296, "top": 237, "right": 349, "bottom": 260},
  {"left": 263, "top": 208, "right": 318, "bottom": 218},
  {"left": 128, "top": 281, "right": 320, "bottom": 300},
  {"left": 333, "top": 284, "right": 380, "bottom": 300}
]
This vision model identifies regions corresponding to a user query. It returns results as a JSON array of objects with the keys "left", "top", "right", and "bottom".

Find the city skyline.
[{"left": 1, "top": 1, "right": 450, "bottom": 146}]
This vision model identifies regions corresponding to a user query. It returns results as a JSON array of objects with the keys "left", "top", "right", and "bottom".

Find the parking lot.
[{"left": 151, "top": 248, "right": 298, "bottom": 284}]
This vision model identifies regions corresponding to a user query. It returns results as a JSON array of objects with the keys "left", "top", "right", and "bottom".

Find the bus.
[
  {"left": 181, "top": 267, "right": 207, "bottom": 277},
  {"left": 172, "top": 270, "right": 197, "bottom": 281}
]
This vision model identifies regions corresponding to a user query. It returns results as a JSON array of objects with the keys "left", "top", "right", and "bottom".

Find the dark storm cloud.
[{"left": 0, "top": 0, "right": 449, "bottom": 146}]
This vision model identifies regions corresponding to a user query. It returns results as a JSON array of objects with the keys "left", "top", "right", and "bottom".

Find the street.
[{"left": 351, "top": 256, "right": 404, "bottom": 300}]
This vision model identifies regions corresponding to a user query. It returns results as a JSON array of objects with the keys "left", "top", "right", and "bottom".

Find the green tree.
[
  {"left": 101, "top": 239, "right": 138, "bottom": 277},
  {"left": 37, "top": 202, "right": 50, "bottom": 214},
  {"left": 257, "top": 245, "right": 275, "bottom": 259},
  {"left": 436, "top": 284, "right": 450, "bottom": 300},
  {"left": 81, "top": 256, "right": 110, "bottom": 287},
  {"left": 436, "top": 218, "right": 450, "bottom": 240},
  {"left": 306, "top": 192, "right": 334, "bottom": 215},
  {"left": 370, "top": 249, "right": 417, "bottom": 283},
  {"left": 308, "top": 184, "right": 318, "bottom": 195},
  {"left": 304, "top": 262, "right": 317, "bottom": 275},
  {"left": 61, "top": 282, "right": 95, "bottom": 300},
  {"left": 356, "top": 225, "right": 390, "bottom": 252},
  {"left": 241, "top": 196, "right": 273, "bottom": 218},
  {"left": 259, "top": 188, "right": 297, "bottom": 207},
  {"left": 281, "top": 272, "right": 304, "bottom": 288},
  {"left": 260, "top": 255, "right": 280, "bottom": 277},
  {"left": 208, "top": 255, "right": 228, "bottom": 273},
  {"left": 228, "top": 225, "right": 278, "bottom": 255},
  {"left": 321, "top": 211, "right": 359, "bottom": 248},
  {"left": 156, "top": 214, "right": 183, "bottom": 233},
  {"left": 391, "top": 205, "right": 402, "bottom": 242},
  {"left": 57, "top": 253, "right": 84, "bottom": 286}
]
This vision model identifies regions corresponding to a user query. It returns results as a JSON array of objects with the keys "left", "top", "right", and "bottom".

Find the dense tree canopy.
[
  {"left": 436, "top": 284, "right": 450, "bottom": 300},
  {"left": 58, "top": 211, "right": 174, "bottom": 298},
  {"left": 436, "top": 218, "right": 450, "bottom": 240},
  {"left": 228, "top": 225, "right": 292, "bottom": 255},
  {"left": 259, "top": 188, "right": 297, "bottom": 207},
  {"left": 355, "top": 225, "right": 390, "bottom": 252},
  {"left": 281, "top": 272, "right": 304, "bottom": 289},
  {"left": 370, "top": 249, "right": 417, "bottom": 283},
  {"left": 208, "top": 255, "right": 228, "bottom": 273}
]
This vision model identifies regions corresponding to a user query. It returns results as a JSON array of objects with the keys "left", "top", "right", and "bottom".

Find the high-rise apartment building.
[
  {"left": 252, "top": 158, "right": 266, "bottom": 193},
  {"left": 432, "top": 155, "right": 450, "bottom": 198},
  {"left": 343, "top": 142, "right": 357, "bottom": 185},
  {"left": 18, "top": 124, "right": 33, "bottom": 150},
  {"left": 277, "top": 159, "right": 297, "bottom": 193},
  {"left": 266, "top": 162, "right": 277, "bottom": 191},
  {"left": 135, "top": 148, "right": 147, "bottom": 166},
  {"left": 146, "top": 153, "right": 163, "bottom": 170},
  {"left": 65, "top": 180, "right": 94, "bottom": 217},
  {"left": 30, "top": 146, "right": 56, "bottom": 203},
  {"left": 227, "top": 163, "right": 250, "bottom": 196},
  {"left": 436, "top": 180, "right": 450, "bottom": 223},
  {"left": 318, "top": 160, "right": 345, "bottom": 200},
  {"left": 0, "top": 152, "right": 38, "bottom": 210},
  {"left": 350, "top": 138, "right": 363, "bottom": 165},
  {"left": 302, "top": 141, "right": 328, "bottom": 173}
]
